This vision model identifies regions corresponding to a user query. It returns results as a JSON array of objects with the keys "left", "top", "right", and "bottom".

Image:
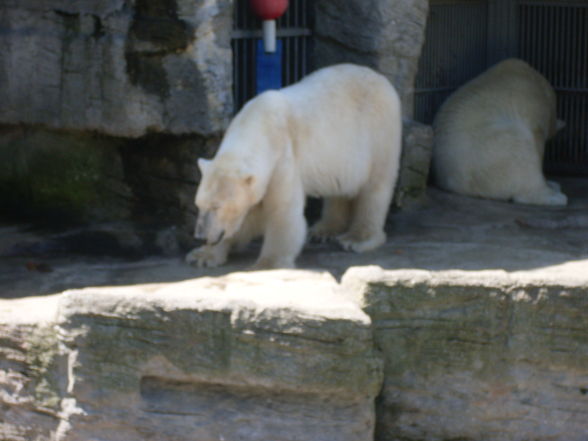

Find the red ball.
[{"left": 249, "top": 0, "right": 289, "bottom": 20}]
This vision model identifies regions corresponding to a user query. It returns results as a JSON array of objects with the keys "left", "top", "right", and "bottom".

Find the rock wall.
[
  {"left": 0, "top": 271, "right": 383, "bottom": 441},
  {"left": 0, "top": 0, "right": 233, "bottom": 137},
  {"left": 0, "top": 296, "right": 63, "bottom": 441},
  {"left": 0, "top": 0, "right": 432, "bottom": 229},
  {"left": 0, "top": 126, "right": 218, "bottom": 232},
  {"left": 2, "top": 266, "right": 588, "bottom": 441},
  {"left": 313, "top": 0, "right": 429, "bottom": 116},
  {"left": 396, "top": 121, "right": 433, "bottom": 208},
  {"left": 0, "top": 0, "right": 233, "bottom": 228},
  {"left": 342, "top": 267, "right": 588, "bottom": 441}
]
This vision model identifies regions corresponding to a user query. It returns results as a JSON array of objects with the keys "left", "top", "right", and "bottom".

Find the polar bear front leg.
[
  {"left": 253, "top": 212, "right": 306, "bottom": 269},
  {"left": 251, "top": 167, "right": 307, "bottom": 270}
]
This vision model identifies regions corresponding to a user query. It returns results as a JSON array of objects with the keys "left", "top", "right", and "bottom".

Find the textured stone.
[
  {"left": 0, "top": 270, "right": 383, "bottom": 441},
  {"left": 395, "top": 120, "right": 434, "bottom": 208},
  {"left": 0, "top": 126, "right": 131, "bottom": 222},
  {"left": 0, "top": 126, "right": 218, "bottom": 230},
  {"left": 0, "top": 0, "right": 232, "bottom": 137},
  {"left": 0, "top": 296, "right": 62, "bottom": 441},
  {"left": 342, "top": 266, "right": 588, "bottom": 441},
  {"left": 313, "top": 0, "right": 429, "bottom": 116}
]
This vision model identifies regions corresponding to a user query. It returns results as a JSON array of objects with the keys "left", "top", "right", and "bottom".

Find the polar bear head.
[{"left": 193, "top": 158, "right": 260, "bottom": 245}]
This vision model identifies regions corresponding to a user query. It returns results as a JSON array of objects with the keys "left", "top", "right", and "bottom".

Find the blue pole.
[{"left": 256, "top": 39, "right": 283, "bottom": 94}]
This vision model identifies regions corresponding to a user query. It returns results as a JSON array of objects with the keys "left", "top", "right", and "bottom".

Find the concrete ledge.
[
  {"left": 342, "top": 266, "right": 588, "bottom": 441},
  {"left": 2, "top": 265, "right": 588, "bottom": 441},
  {"left": 1, "top": 270, "right": 383, "bottom": 441}
]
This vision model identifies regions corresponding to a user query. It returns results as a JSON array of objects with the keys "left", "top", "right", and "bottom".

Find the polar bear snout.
[{"left": 194, "top": 211, "right": 225, "bottom": 245}]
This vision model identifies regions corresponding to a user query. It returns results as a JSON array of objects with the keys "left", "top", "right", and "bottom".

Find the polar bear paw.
[
  {"left": 337, "top": 229, "right": 386, "bottom": 253},
  {"left": 513, "top": 187, "right": 568, "bottom": 207},
  {"left": 546, "top": 191, "right": 568, "bottom": 206},
  {"left": 309, "top": 218, "right": 350, "bottom": 243},
  {"left": 185, "top": 245, "right": 228, "bottom": 268}
]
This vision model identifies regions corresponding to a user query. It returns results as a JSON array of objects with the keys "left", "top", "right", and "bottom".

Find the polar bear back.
[
  {"left": 279, "top": 64, "right": 402, "bottom": 197},
  {"left": 432, "top": 59, "right": 559, "bottom": 202}
]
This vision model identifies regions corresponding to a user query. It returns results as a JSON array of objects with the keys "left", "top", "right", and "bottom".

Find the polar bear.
[
  {"left": 186, "top": 64, "right": 402, "bottom": 269},
  {"left": 432, "top": 58, "right": 567, "bottom": 206}
]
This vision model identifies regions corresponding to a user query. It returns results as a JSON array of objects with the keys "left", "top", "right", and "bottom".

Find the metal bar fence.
[{"left": 231, "top": 0, "right": 313, "bottom": 112}]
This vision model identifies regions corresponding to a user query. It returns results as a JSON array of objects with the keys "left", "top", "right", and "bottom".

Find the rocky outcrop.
[
  {"left": 0, "top": 0, "right": 232, "bottom": 226},
  {"left": 395, "top": 120, "right": 433, "bottom": 208},
  {"left": 313, "top": 0, "right": 429, "bottom": 116},
  {"left": 3, "top": 264, "right": 588, "bottom": 441},
  {"left": 342, "top": 267, "right": 588, "bottom": 441},
  {"left": 0, "top": 270, "right": 383, "bottom": 441},
  {"left": 0, "top": 296, "right": 62, "bottom": 441},
  {"left": 0, "top": 126, "right": 215, "bottom": 227},
  {"left": 1, "top": 0, "right": 432, "bottom": 225},
  {"left": 0, "top": 0, "right": 232, "bottom": 137}
]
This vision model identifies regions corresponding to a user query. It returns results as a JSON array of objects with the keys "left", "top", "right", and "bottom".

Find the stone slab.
[
  {"left": 342, "top": 266, "right": 588, "bottom": 441},
  {"left": 0, "top": 270, "right": 383, "bottom": 441},
  {"left": 0, "top": 0, "right": 232, "bottom": 137}
]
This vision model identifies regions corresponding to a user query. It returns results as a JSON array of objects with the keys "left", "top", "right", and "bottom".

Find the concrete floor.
[{"left": 1, "top": 179, "right": 587, "bottom": 298}]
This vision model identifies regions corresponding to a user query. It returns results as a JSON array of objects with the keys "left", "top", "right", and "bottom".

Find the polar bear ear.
[{"left": 198, "top": 158, "right": 212, "bottom": 174}]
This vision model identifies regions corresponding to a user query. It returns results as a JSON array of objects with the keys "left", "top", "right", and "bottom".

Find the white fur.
[
  {"left": 432, "top": 58, "right": 567, "bottom": 206},
  {"left": 186, "top": 64, "right": 403, "bottom": 269}
]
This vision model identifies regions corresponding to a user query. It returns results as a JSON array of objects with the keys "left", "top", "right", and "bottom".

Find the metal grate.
[
  {"left": 415, "top": 0, "right": 588, "bottom": 174},
  {"left": 232, "top": 0, "right": 313, "bottom": 112},
  {"left": 519, "top": 2, "right": 588, "bottom": 175},
  {"left": 414, "top": 0, "right": 489, "bottom": 124}
]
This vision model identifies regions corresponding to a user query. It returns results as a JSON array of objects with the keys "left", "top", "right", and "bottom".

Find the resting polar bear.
[
  {"left": 186, "top": 64, "right": 402, "bottom": 269},
  {"left": 433, "top": 58, "right": 567, "bottom": 206}
]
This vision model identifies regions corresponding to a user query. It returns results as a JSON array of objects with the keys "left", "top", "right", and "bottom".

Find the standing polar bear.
[
  {"left": 432, "top": 58, "right": 567, "bottom": 206},
  {"left": 186, "top": 64, "right": 402, "bottom": 269}
]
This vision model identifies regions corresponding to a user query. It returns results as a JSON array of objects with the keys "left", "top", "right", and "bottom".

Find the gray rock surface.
[
  {"left": 1, "top": 0, "right": 432, "bottom": 221},
  {"left": 313, "top": 0, "right": 429, "bottom": 115},
  {"left": 0, "top": 271, "right": 383, "bottom": 441},
  {"left": 0, "top": 296, "right": 62, "bottom": 441},
  {"left": 0, "top": 0, "right": 232, "bottom": 137},
  {"left": 342, "top": 267, "right": 588, "bottom": 441},
  {"left": 395, "top": 120, "right": 433, "bottom": 208},
  {"left": 0, "top": 126, "right": 132, "bottom": 222},
  {"left": 1, "top": 181, "right": 587, "bottom": 441},
  {"left": 0, "top": 126, "right": 218, "bottom": 227}
]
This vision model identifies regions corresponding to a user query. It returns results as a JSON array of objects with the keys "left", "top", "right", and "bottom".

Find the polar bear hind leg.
[
  {"left": 509, "top": 141, "right": 568, "bottom": 206},
  {"left": 337, "top": 180, "right": 392, "bottom": 253},
  {"left": 309, "top": 197, "right": 352, "bottom": 242},
  {"left": 337, "top": 124, "right": 400, "bottom": 253}
]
